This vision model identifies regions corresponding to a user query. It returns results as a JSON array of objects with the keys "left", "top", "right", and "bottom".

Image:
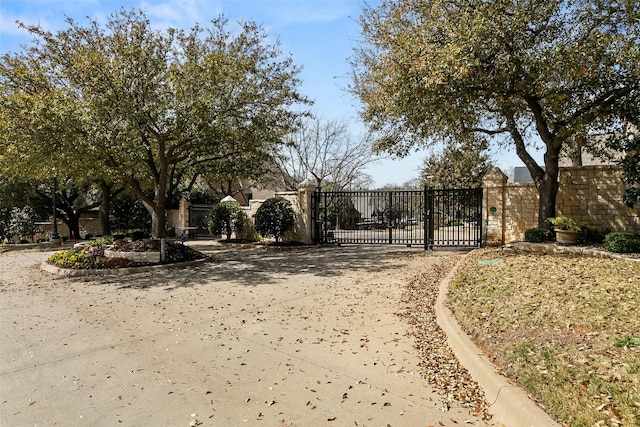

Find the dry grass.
[{"left": 448, "top": 248, "right": 640, "bottom": 427}]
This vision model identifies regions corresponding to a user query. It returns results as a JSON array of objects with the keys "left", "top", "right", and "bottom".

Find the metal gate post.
[{"left": 425, "top": 187, "right": 434, "bottom": 250}]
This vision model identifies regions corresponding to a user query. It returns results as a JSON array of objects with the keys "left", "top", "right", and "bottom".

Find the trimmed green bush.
[
  {"left": 578, "top": 227, "right": 606, "bottom": 245},
  {"left": 208, "top": 201, "right": 247, "bottom": 241},
  {"left": 254, "top": 196, "right": 295, "bottom": 243},
  {"left": 604, "top": 232, "right": 640, "bottom": 253},
  {"left": 524, "top": 227, "right": 551, "bottom": 243}
]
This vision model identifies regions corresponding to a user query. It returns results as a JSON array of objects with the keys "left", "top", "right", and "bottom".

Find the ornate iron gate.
[{"left": 312, "top": 188, "right": 482, "bottom": 249}]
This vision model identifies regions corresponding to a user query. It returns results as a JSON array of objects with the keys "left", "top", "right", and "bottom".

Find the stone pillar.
[
  {"left": 178, "top": 199, "right": 191, "bottom": 233},
  {"left": 297, "top": 179, "right": 318, "bottom": 244},
  {"left": 482, "top": 167, "right": 508, "bottom": 246}
]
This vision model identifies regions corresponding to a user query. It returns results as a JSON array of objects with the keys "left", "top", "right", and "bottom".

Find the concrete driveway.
[{"left": 1, "top": 243, "right": 484, "bottom": 426}]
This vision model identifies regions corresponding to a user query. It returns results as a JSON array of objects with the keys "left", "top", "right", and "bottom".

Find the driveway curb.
[{"left": 436, "top": 253, "right": 560, "bottom": 427}]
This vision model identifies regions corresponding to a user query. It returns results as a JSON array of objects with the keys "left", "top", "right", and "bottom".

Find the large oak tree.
[
  {"left": 350, "top": 0, "right": 640, "bottom": 225},
  {"left": 1, "top": 9, "right": 308, "bottom": 237}
]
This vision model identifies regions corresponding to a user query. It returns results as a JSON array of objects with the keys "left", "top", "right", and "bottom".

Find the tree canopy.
[
  {"left": 420, "top": 141, "right": 492, "bottom": 189},
  {"left": 1, "top": 9, "right": 309, "bottom": 237},
  {"left": 254, "top": 196, "right": 295, "bottom": 243},
  {"left": 277, "top": 117, "right": 380, "bottom": 191},
  {"left": 351, "top": 0, "right": 640, "bottom": 225}
]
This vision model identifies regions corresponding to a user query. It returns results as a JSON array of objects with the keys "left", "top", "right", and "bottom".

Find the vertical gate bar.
[
  {"left": 465, "top": 189, "right": 469, "bottom": 246},
  {"left": 387, "top": 191, "right": 392, "bottom": 244},
  {"left": 478, "top": 188, "right": 483, "bottom": 246},
  {"left": 312, "top": 189, "right": 316, "bottom": 244},
  {"left": 424, "top": 187, "right": 428, "bottom": 250},
  {"left": 427, "top": 187, "right": 434, "bottom": 250},
  {"left": 323, "top": 191, "right": 328, "bottom": 244},
  {"left": 464, "top": 189, "right": 468, "bottom": 245}
]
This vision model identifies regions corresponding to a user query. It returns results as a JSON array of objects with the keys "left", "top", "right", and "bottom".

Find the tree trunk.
[
  {"left": 149, "top": 180, "right": 168, "bottom": 238},
  {"left": 60, "top": 208, "right": 81, "bottom": 240},
  {"left": 536, "top": 145, "right": 561, "bottom": 227},
  {"left": 98, "top": 181, "right": 112, "bottom": 236},
  {"left": 537, "top": 173, "right": 559, "bottom": 227},
  {"left": 150, "top": 204, "right": 167, "bottom": 238},
  {"left": 124, "top": 175, "right": 168, "bottom": 238}
]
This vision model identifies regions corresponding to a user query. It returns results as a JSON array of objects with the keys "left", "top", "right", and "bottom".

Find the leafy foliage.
[
  {"left": 546, "top": 216, "right": 586, "bottom": 232},
  {"left": 351, "top": 0, "right": 640, "bottom": 225},
  {"left": 420, "top": 140, "right": 492, "bottom": 188},
  {"left": 7, "top": 206, "right": 37, "bottom": 243},
  {"left": 1, "top": 10, "right": 309, "bottom": 237},
  {"left": 109, "top": 193, "right": 151, "bottom": 235},
  {"left": 578, "top": 227, "right": 607, "bottom": 245},
  {"left": 254, "top": 196, "right": 295, "bottom": 242},
  {"left": 208, "top": 201, "right": 247, "bottom": 241},
  {"left": 524, "top": 227, "right": 552, "bottom": 243},
  {"left": 48, "top": 248, "right": 104, "bottom": 269},
  {"left": 604, "top": 232, "right": 640, "bottom": 253},
  {"left": 606, "top": 123, "right": 640, "bottom": 207},
  {"left": 613, "top": 335, "right": 640, "bottom": 348}
]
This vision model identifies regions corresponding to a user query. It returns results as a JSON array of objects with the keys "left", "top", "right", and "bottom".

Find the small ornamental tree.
[
  {"left": 254, "top": 197, "right": 295, "bottom": 243},
  {"left": 9, "top": 206, "right": 37, "bottom": 243},
  {"left": 208, "top": 201, "right": 246, "bottom": 241}
]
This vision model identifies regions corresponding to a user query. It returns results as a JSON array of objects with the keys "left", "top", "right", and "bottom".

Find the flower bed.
[{"left": 47, "top": 238, "right": 206, "bottom": 269}]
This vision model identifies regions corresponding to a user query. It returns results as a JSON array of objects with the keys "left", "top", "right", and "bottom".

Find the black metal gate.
[
  {"left": 188, "top": 204, "right": 214, "bottom": 236},
  {"left": 312, "top": 188, "right": 483, "bottom": 249}
]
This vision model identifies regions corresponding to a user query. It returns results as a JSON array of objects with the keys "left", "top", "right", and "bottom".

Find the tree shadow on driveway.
[{"left": 89, "top": 245, "right": 420, "bottom": 290}]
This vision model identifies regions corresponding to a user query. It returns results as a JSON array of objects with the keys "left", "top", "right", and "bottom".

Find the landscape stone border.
[
  {"left": 509, "top": 242, "right": 640, "bottom": 261},
  {"left": 41, "top": 257, "right": 210, "bottom": 277},
  {"left": 104, "top": 249, "right": 161, "bottom": 264}
]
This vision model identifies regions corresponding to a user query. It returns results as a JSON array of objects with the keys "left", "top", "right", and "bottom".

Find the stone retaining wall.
[{"left": 104, "top": 249, "right": 161, "bottom": 264}]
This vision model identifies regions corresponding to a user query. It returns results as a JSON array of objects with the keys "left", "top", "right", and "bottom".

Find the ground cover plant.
[{"left": 448, "top": 249, "right": 640, "bottom": 426}]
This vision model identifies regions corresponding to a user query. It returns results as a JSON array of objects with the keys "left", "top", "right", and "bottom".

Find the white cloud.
[{"left": 139, "top": 0, "right": 223, "bottom": 29}]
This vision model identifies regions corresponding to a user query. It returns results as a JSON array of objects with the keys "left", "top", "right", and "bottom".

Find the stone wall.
[
  {"left": 33, "top": 218, "right": 102, "bottom": 242},
  {"left": 483, "top": 165, "right": 640, "bottom": 245},
  {"left": 174, "top": 181, "right": 317, "bottom": 244}
]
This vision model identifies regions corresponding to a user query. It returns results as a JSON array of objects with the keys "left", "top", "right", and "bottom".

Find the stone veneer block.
[
  {"left": 104, "top": 250, "right": 161, "bottom": 264},
  {"left": 482, "top": 165, "right": 636, "bottom": 245}
]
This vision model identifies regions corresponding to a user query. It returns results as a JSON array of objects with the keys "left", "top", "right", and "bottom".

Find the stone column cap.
[{"left": 298, "top": 179, "right": 318, "bottom": 190}]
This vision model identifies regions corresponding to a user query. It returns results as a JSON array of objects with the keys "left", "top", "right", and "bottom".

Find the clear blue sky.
[{"left": 0, "top": 0, "right": 531, "bottom": 187}]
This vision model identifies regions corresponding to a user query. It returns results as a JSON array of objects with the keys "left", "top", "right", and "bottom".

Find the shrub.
[
  {"left": 254, "top": 196, "right": 295, "bottom": 243},
  {"left": 578, "top": 227, "right": 606, "bottom": 245},
  {"left": 8, "top": 206, "right": 37, "bottom": 242},
  {"left": 524, "top": 227, "right": 551, "bottom": 243},
  {"left": 0, "top": 207, "right": 10, "bottom": 242},
  {"left": 546, "top": 215, "right": 586, "bottom": 231},
  {"left": 208, "top": 201, "right": 247, "bottom": 241},
  {"left": 110, "top": 194, "right": 150, "bottom": 233},
  {"left": 89, "top": 236, "right": 113, "bottom": 247},
  {"left": 604, "top": 232, "right": 640, "bottom": 253}
]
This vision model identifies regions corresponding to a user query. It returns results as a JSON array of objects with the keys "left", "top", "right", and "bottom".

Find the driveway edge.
[{"left": 435, "top": 252, "right": 560, "bottom": 427}]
